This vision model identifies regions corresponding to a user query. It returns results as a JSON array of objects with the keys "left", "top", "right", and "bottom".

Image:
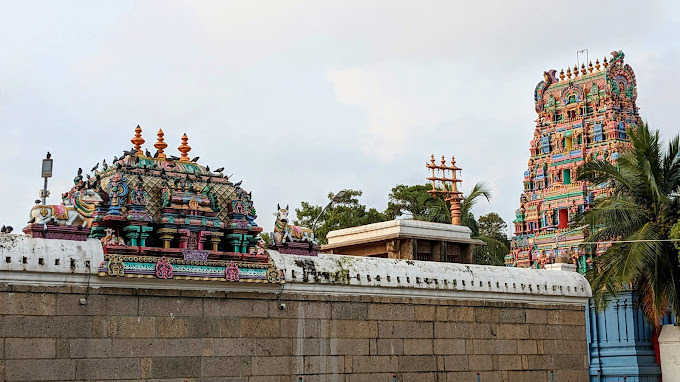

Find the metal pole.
[
  {"left": 42, "top": 177, "right": 48, "bottom": 205},
  {"left": 311, "top": 202, "right": 332, "bottom": 231}
]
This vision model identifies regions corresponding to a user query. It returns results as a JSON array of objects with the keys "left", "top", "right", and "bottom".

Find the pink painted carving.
[
  {"left": 155, "top": 256, "right": 173, "bottom": 279},
  {"left": 225, "top": 260, "right": 240, "bottom": 281}
]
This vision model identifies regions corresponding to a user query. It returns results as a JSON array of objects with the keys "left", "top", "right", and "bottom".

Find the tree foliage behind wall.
[
  {"left": 294, "top": 189, "right": 388, "bottom": 245},
  {"left": 292, "top": 184, "right": 510, "bottom": 265}
]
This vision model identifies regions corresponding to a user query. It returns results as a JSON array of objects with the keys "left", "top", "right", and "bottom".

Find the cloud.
[{"left": 0, "top": 0, "right": 678, "bottom": 237}]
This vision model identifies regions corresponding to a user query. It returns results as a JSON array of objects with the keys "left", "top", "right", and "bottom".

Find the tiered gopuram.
[
  {"left": 508, "top": 51, "right": 641, "bottom": 270},
  {"left": 24, "top": 127, "right": 283, "bottom": 283}
]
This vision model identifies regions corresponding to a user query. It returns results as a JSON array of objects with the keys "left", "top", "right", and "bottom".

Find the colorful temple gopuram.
[
  {"left": 508, "top": 50, "right": 641, "bottom": 270},
  {"left": 24, "top": 126, "right": 284, "bottom": 283}
]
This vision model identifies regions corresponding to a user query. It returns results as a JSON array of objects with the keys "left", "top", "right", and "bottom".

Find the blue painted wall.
[{"left": 586, "top": 291, "right": 664, "bottom": 381}]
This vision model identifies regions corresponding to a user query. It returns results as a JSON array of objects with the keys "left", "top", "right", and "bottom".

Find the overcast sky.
[{"left": 1, "top": 1, "right": 678, "bottom": 234}]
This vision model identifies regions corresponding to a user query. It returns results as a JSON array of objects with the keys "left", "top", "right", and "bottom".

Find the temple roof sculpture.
[{"left": 24, "top": 126, "right": 282, "bottom": 284}]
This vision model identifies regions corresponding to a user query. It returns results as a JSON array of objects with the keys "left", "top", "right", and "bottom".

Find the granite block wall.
[{"left": 0, "top": 284, "right": 587, "bottom": 381}]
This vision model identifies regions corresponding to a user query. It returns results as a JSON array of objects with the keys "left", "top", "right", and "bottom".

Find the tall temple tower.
[{"left": 508, "top": 51, "right": 641, "bottom": 269}]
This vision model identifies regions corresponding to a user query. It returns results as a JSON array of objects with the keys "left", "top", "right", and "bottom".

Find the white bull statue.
[
  {"left": 273, "top": 204, "right": 316, "bottom": 244},
  {"left": 29, "top": 189, "right": 103, "bottom": 229}
]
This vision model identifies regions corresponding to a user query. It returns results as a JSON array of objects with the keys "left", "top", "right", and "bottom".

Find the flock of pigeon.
[{"left": 1, "top": 225, "right": 13, "bottom": 234}]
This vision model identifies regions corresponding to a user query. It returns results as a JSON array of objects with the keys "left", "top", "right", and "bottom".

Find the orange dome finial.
[
  {"left": 178, "top": 133, "right": 191, "bottom": 162},
  {"left": 131, "top": 125, "right": 145, "bottom": 154},
  {"left": 154, "top": 129, "right": 168, "bottom": 159}
]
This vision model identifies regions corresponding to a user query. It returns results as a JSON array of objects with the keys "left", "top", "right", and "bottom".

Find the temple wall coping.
[
  {"left": 0, "top": 235, "right": 591, "bottom": 306},
  {"left": 324, "top": 219, "right": 484, "bottom": 249}
]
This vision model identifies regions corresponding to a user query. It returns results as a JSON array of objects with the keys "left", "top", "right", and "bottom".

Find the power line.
[{"left": 580, "top": 239, "right": 680, "bottom": 244}]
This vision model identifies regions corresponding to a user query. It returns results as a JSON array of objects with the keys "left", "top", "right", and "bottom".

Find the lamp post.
[
  {"left": 311, "top": 189, "right": 347, "bottom": 231},
  {"left": 40, "top": 152, "right": 53, "bottom": 205}
]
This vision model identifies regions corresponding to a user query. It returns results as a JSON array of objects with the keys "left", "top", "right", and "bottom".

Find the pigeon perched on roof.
[
  {"left": 169, "top": 155, "right": 180, "bottom": 161},
  {"left": 1, "top": 226, "right": 6, "bottom": 233},
  {"left": 46, "top": 151, "right": 52, "bottom": 159},
  {"left": 214, "top": 167, "right": 224, "bottom": 173},
  {"left": 145, "top": 149, "right": 151, "bottom": 157},
  {"left": 153, "top": 150, "right": 159, "bottom": 158},
  {"left": 5, "top": 226, "right": 12, "bottom": 234},
  {"left": 91, "top": 163, "right": 99, "bottom": 172},
  {"left": 191, "top": 156, "right": 200, "bottom": 163}
]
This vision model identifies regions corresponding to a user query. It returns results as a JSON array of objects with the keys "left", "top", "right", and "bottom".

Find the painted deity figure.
[{"left": 101, "top": 227, "right": 125, "bottom": 246}]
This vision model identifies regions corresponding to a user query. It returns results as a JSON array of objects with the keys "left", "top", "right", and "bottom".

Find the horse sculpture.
[
  {"left": 29, "top": 189, "right": 103, "bottom": 228},
  {"left": 273, "top": 204, "right": 316, "bottom": 244}
]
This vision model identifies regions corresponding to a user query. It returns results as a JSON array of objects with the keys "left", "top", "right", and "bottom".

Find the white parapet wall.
[
  {"left": 269, "top": 251, "right": 590, "bottom": 305},
  {"left": 659, "top": 324, "right": 680, "bottom": 382},
  {"left": 325, "top": 219, "right": 482, "bottom": 247},
  {"left": 0, "top": 234, "right": 591, "bottom": 305}
]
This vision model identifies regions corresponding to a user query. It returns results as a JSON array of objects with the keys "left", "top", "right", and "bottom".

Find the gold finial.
[
  {"left": 566, "top": 67, "right": 572, "bottom": 79},
  {"left": 588, "top": 60, "right": 593, "bottom": 73},
  {"left": 559, "top": 69, "right": 565, "bottom": 81},
  {"left": 178, "top": 133, "right": 191, "bottom": 162},
  {"left": 595, "top": 59, "right": 600, "bottom": 71},
  {"left": 131, "top": 125, "right": 145, "bottom": 154},
  {"left": 441, "top": 155, "right": 446, "bottom": 166},
  {"left": 154, "top": 129, "right": 168, "bottom": 159},
  {"left": 603, "top": 57, "right": 608, "bottom": 68},
  {"left": 581, "top": 63, "right": 587, "bottom": 75},
  {"left": 573, "top": 65, "right": 579, "bottom": 77}
]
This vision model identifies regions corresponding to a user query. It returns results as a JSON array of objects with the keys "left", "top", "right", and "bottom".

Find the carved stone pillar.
[
  {"left": 177, "top": 229, "right": 190, "bottom": 249},
  {"left": 157, "top": 228, "right": 176, "bottom": 249}
]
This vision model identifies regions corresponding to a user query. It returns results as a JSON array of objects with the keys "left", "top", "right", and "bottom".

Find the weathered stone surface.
[
  {"left": 330, "top": 338, "right": 370, "bottom": 355},
  {"left": 69, "top": 338, "right": 112, "bottom": 358},
  {"left": 56, "top": 293, "right": 138, "bottom": 316},
  {"left": 5, "top": 359, "right": 75, "bottom": 381},
  {"left": 201, "top": 356, "right": 251, "bottom": 377},
  {"left": 5, "top": 339, "right": 55, "bottom": 359},
  {"left": 378, "top": 321, "right": 433, "bottom": 339},
  {"left": 139, "top": 296, "right": 203, "bottom": 317},
  {"left": 0, "top": 292, "right": 56, "bottom": 315},
  {"left": 107, "top": 316, "right": 156, "bottom": 338},
  {"left": 331, "top": 302, "right": 368, "bottom": 320},
  {"left": 403, "top": 339, "right": 433, "bottom": 354},
  {"left": 152, "top": 356, "right": 201, "bottom": 378},
  {"left": 0, "top": 287, "right": 587, "bottom": 380},
  {"left": 75, "top": 358, "right": 141, "bottom": 380},
  {"left": 2, "top": 315, "right": 92, "bottom": 338}
]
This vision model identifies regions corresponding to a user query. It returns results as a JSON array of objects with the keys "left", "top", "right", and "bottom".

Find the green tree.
[
  {"left": 385, "top": 184, "right": 436, "bottom": 220},
  {"left": 294, "top": 189, "right": 387, "bottom": 244},
  {"left": 577, "top": 123, "right": 680, "bottom": 324},
  {"left": 476, "top": 212, "right": 511, "bottom": 266},
  {"left": 479, "top": 212, "right": 511, "bottom": 246},
  {"left": 401, "top": 181, "right": 509, "bottom": 265}
]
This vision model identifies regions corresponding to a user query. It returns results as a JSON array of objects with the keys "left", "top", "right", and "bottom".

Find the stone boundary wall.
[{"left": 0, "top": 284, "right": 588, "bottom": 382}]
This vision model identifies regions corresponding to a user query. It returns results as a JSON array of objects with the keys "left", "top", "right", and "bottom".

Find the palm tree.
[
  {"left": 577, "top": 122, "right": 680, "bottom": 324},
  {"left": 423, "top": 182, "right": 509, "bottom": 265}
]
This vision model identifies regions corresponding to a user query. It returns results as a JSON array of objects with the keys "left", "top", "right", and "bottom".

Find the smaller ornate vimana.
[
  {"left": 25, "top": 126, "right": 282, "bottom": 283},
  {"left": 508, "top": 51, "right": 641, "bottom": 271}
]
